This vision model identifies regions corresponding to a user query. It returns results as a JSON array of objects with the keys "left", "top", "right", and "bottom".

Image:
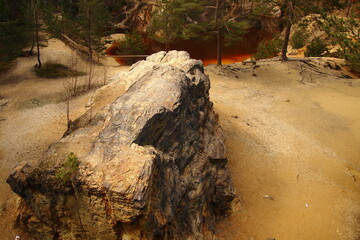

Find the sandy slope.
[{"left": 208, "top": 61, "right": 360, "bottom": 240}]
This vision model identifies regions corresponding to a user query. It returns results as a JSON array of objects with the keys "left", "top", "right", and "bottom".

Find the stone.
[{"left": 7, "top": 51, "right": 234, "bottom": 240}]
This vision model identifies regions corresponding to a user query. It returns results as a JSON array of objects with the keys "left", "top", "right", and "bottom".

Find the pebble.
[{"left": 263, "top": 195, "right": 274, "bottom": 200}]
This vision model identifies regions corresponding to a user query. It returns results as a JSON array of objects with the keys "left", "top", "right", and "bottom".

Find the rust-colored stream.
[{"left": 106, "top": 32, "right": 261, "bottom": 66}]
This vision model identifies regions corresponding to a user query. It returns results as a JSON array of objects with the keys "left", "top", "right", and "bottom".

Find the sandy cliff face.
[
  {"left": 115, "top": 0, "right": 154, "bottom": 33},
  {"left": 7, "top": 51, "right": 234, "bottom": 240}
]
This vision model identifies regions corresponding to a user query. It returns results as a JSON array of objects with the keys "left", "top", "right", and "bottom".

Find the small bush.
[
  {"left": 346, "top": 52, "right": 360, "bottom": 73},
  {"left": 34, "top": 63, "right": 86, "bottom": 78},
  {"left": 0, "top": 61, "right": 12, "bottom": 73},
  {"left": 56, "top": 152, "right": 79, "bottom": 184},
  {"left": 291, "top": 27, "right": 310, "bottom": 49},
  {"left": 304, "top": 37, "right": 329, "bottom": 57},
  {"left": 19, "top": 97, "right": 52, "bottom": 109},
  {"left": 254, "top": 36, "right": 282, "bottom": 60},
  {"left": 321, "top": 16, "right": 360, "bottom": 73},
  {"left": 115, "top": 32, "right": 146, "bottom": 64}
]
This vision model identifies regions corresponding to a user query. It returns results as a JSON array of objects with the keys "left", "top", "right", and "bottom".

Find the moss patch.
[{"left": 34, "top": 62, "right": 86, "bottom": 79}]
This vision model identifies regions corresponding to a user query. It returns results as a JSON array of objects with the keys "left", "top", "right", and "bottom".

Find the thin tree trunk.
[
  {"left": 87, "top": 10, "right": 92, "bottom": 90},
  {"left": 34, "top": 2, "right": 41, "bottom": 68},
  {"left": 217, "top": 28, "right": 222, "bottom": 66},
  {"left": 165, "top": 0, "right": 169, "bottom": 51},
  {"left": 66, "top": 93, "right": 70, "bottom": 127},
  {"left": 215, "top": 0, "right": 222, "bottom": 66},
  {"left": 73, "top": 53, "right": 78, "bottom": 95},
  {"left": 346, "top": 0, "right": 353, "bottom": 17},
  {"left": 103, "top": 66, "right": 107, "bottom": 86},
  {"left": 30, "top": 40, "right": 35, "bottom": 56},
  {"left": 280, "top": 22, "right": 291, "bottom": 61},
  {"left": 88, "top": 60, "right": 93, "bottom": 90},
  {"left": 280, "top": 1, "right": 294, "bottom": 61}
]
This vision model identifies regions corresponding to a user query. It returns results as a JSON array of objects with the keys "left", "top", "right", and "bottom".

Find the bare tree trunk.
[
  {"left": 217, "top": 28, "right": 222, "bottom": 66},
  {"left": 280, "top": 1, "right": 294, "bottom": 61},
  {"left": 87, "top": 10, "right": 93, "bottom": 90},
  {"left": 215, "top": 0, "right": 222, "bottom": 66},
  {"left": 346, "top": 0, "right": 353, "bottom": 17},
  {"left": 34, "top": 1, "right": 41, "bottom": 68},
  {"left": 64, "top": 50, "right": 80, "bottom": 127},
  {"left": 88, "top": 60, "right": 93, "bottom": 90},
  {"left": 30, "top": 40, "right": 35, "bottom": 56},
  {"left": 280, "top": 22, "right": 291, "bottom": 61},
  {"left": 66, "top": 92, "right": 70, "bottom": 127},
  {"left": 103, "top": 66, "right": 108, "bottom": 85},
  {"left": 73, "top": 52, "right": 79, "bottom": 95},
  {"left": 164, "top": 0, "right": 170, "bottom": 51}
]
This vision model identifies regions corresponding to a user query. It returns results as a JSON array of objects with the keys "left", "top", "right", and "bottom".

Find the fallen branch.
[{"left": 242, "top": 58, "right": 312, "bottom": 65}]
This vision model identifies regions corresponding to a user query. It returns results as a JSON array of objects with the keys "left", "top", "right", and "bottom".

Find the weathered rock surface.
[{"left": 7, "top": 51, "right": 234, "bottom": 239}]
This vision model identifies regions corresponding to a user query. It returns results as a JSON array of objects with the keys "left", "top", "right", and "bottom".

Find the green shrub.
[
  {"left": 20, "top": 97, "right": 52, "bottom": 109},
  {"left": 254, "top": 36, "right": 282, "bottom": 60},
  {"left": 0, "top": 20, "right": 31, "bottom": 73},
  {"left": 304, "top": 37, "right": 328, "bottom": 57},
  {"left": 116, "top": 32, "right": 146, "bottom": 64},
  {"left": 34, "top": 62, "right": 86, "bottom": 78},
  {"left": 345, "top": 51, "right": 360, "bottom": 73},
  {"left": 56, "top": 152, "right": 79, "bottom": 184},
  {"left": 291, "top": 27, "right": 310, "bottom": 49},
  {"left": 321, "top": 15, "right": 360, "bottom": 73}
]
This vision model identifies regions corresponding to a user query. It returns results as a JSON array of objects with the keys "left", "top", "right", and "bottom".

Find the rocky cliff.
[{"left": 7, "top": 51, "right": 234, "bottom": 240}]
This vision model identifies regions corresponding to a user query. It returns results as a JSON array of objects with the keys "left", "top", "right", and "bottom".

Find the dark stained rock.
[{"left": 7, "top": 51, "right": 234, "bottom": 240}]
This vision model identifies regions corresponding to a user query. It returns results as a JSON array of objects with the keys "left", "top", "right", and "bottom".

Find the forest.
[{"left": 0, "top": 0, "right": 359, "bottom": 72}]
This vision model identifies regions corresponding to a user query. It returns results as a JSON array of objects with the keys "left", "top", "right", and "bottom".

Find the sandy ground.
[
  {"left": 208, "top": 61, "right": 360, "bottom": 240},
  {"left": 0, "top": 39, "right": 128, "bottom": 239},
  {"left": 1, "top": 39, "right": 360, "bottom": 240}
]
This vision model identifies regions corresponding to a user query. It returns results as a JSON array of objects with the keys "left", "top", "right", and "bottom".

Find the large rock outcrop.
[{"left": 7, "top": 51, "right": 234, "bottom": 240}]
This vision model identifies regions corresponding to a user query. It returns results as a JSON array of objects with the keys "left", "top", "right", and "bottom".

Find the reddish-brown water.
[
  {"left": 105, "top": 42, "right": 125, "bottom": 65},
  {"left": 202, "top": 53, "right": 252, "bottom": 65},
  {"left": 106, "top": 31, "right": 262, "bottom": 66}
]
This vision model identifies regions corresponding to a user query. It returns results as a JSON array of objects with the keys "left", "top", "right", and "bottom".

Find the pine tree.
[
  {"left": 0, "top": 0, "right": 30, "bottom": 70},
  {"left": 321, "top": 15, "right": 360, "bottom": 72},
  {"left": 148, "top": 0, "right": 183, "bottom": 51},
  {"left": 183, "top": 0, "right": 248, "bottom": 65},
  {"left": 283, "top": 0, "right": 348, "bottom": 60},
  {"left": 0, "top": 0, "right": 10, "bottom": 22},
  {"left": 77, "top": 0, "right": 110, "bottom": 89},
  {"left": 251, "top": 0, "right": 343, "bottom": 60},
  {"left": 22, "top": 0, "right": 52, "bottom": 68},
  {"left": 77, "top": 0, "right": 111, "bottom": 57},
  {"left": 33, "top": 0, "right": 42, "bottom": 67}
]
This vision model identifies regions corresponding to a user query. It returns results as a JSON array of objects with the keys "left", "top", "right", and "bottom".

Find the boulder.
[{"left": 7, "top": 51, "right": 234, "bottom": 240}]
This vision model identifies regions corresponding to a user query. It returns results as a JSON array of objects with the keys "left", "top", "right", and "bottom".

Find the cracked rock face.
[{"left": 7, "top": 51, "right": 235, "bottom": 240}]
